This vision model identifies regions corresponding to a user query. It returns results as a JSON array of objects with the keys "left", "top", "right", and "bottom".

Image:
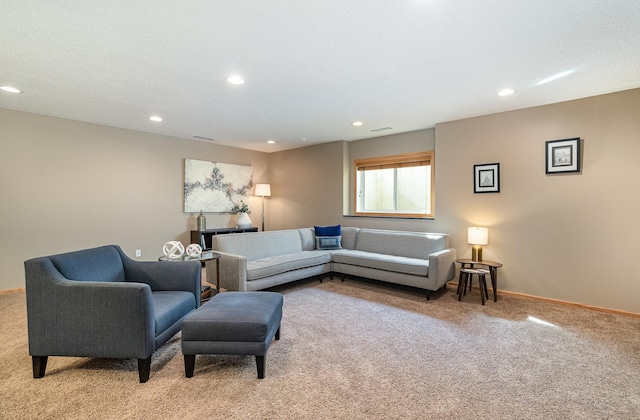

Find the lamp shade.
[
  {"left": 255, "top": 184, "right": 271, "bottom": 197},
  {"left": 467, "top": 227, "right": 488, "bottom": 245}
]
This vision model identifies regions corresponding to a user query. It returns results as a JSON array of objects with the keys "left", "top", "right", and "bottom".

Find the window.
[{"left": 354, "top": 151, "right": 434, "bottom": 218}]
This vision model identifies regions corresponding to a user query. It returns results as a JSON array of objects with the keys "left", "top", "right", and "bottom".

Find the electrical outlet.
[{"left": 135, "top": 249, "right": 141, "bottom": 257}]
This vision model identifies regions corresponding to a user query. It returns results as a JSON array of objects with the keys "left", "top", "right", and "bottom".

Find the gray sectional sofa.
[{"left": 208, "top": 227, "right": 457, "bottom": 299}]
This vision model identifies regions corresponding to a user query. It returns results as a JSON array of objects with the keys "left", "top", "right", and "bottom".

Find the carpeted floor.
[{"left": 1, "top": 278, "right": 639, "bottom": 419}]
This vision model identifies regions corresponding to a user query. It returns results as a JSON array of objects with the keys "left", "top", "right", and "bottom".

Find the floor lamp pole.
[
  {"left": 255, "top": 183, "right": 271, "bottom": 232},
  {"left": 261, "top": 196, "right": 265, "bottom": 231}
]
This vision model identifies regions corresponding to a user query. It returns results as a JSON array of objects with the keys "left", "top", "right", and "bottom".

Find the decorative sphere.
[
  {"left": 162, "top": 241, "right": 185, "bottom": 259},
  {"left": 186, "top": 243, "right": 202, "bottom": 258}
]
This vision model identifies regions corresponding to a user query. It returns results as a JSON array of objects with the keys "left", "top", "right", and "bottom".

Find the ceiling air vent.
[
  {"left": 370, "top": 127, "right": 392, "bottom": 132},
  {"left": 193, "top": 136, "right": 215, "bottom": 142}
]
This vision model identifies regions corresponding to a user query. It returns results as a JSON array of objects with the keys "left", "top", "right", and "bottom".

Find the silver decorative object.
[{"left": 197, "top": 211, "right": 206, "bottom": 231}]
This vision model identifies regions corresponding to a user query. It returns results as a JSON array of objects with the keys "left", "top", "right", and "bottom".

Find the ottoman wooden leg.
[
  {"left": 275, "top": 325, "right": 281, "bottom": 340},
  {"left": 32, "top": 356, "right": 48, "bottom": 378},
  {"left": 184, "top": 355, "right": 196, "bottom": 378},
  {"left": 256, "top": 355, "right": 265, "bottom": 379}
]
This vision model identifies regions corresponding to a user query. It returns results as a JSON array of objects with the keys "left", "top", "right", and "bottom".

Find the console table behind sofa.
[{"left": 191, "top": 227, "right": 258, "bottom": 251}]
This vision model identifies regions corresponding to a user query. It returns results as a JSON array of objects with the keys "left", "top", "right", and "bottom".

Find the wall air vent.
[{"left": 370, "top": 127, "right": 392, "bottom": 132}]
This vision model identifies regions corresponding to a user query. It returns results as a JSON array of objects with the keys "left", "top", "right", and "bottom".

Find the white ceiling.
[{"left": 2, "top": 1, "right": 639, "bottom": 153}]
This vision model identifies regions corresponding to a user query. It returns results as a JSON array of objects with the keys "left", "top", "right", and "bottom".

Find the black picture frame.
[
  {"left": 546, "top": 138, "right": 580, "bottom": 174},
  {"left": 474, "top": 163, "right": 500, "bottom": 193}
]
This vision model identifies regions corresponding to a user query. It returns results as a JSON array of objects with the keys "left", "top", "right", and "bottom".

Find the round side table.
[{"left": 455, "top": 259, "right": 503, "bottom": 302}]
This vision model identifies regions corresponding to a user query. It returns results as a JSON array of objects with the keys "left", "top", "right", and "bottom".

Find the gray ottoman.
[{"left": 181, "top": 291, "right": 283, "bottom": 379}]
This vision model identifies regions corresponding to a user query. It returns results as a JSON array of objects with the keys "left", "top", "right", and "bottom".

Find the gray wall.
[
  {"left": 0, "top": 108, "right": 269, "bottom": 290},
  {"left": 2, "top": 87, "right": 640, "bottom": 313},
  {"left": 434, "top": 88, "right": 640, "bottom": 313},
  {"left": 268, "top": 141, "right": 346, "bottom": 230},
  {"left": 269, "top": 88, "right": 640, "bottom": 313}
]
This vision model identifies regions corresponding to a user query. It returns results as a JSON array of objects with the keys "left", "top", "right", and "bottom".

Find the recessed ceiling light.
[
  {"left": 352, "top": 121, "right": 364, "bottom": 127},
  {"left": 0, "top": 86, "right": 21, "bottom": 93},
  {"left": 497, "top": 88, "right": 515, "bottom": 97},
  {"left": 267, "top": 140, "right": 276, "bottom": 144},
  {"left": 226, "top": 75, "right": 245, "bottom": 85},
  {"left": 149, "top": 115, "right": 163, "bottom": 122}
]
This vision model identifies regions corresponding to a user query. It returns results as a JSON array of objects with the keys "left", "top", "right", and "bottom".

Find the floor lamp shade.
[
  {"left": 468, "top": 227, "right": 488, "bottom": 261},
  {"left": 255, "top": 184, "right": 271, "bottom": 197},
  {"left": 255, "top": 184, "right": 271, "bottom": 231}
]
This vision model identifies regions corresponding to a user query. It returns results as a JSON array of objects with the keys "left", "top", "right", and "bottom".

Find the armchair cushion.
[{"left": 152, "top": 291, "right": 197, "bottom": 334}]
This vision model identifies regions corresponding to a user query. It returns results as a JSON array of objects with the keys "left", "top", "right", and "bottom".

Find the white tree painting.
[{"left": 184, "top": 159, "right": 253, "bottom": 212}]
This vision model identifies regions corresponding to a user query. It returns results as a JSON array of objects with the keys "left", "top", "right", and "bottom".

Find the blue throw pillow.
[
  {"left": 316, "top": 235, "right": 342, "bottom": 250},
  {"left": 314, "top": 224, "right": 341, "bottom": 236}
]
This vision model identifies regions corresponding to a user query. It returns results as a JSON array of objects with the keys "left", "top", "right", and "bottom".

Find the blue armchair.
[{"left": 24, "top": 245, "right": 200, "bottom": 383}]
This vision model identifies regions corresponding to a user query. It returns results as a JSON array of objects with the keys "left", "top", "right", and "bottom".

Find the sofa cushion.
[
  {"left": 314, "top": 224, "right": 341, "bottom": 236},
  {"left": 316, "top": 235, "right": 342, "bottom": 250},
  {"left": 340, "top": 227, "right": 359, "bottom": 250},
  {"left": 298, "top": 228, "right": 315, "bottom": 251},
  {"left": 214, "top": 229, "right": 304, "bottom": 261},
  {"left": 247, "top": 251, "right": 331, "bottom": 281},
  {"left": 355, "top": 229, "right": 448, "bottom": 259},
  {"left": 332, "top": 250, "right": 429, "bottom": 277},
  {"left": 314, "top": 225, "right": 343, "bottom": 250}
]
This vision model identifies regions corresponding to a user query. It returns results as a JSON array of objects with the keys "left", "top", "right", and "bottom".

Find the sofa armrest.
[
  {"left": 213, "top": 251, "right": 248, "bottom": 291},
  {"left": 25, "top": 258, "right": 157, "bottom": 359},
  {"left": 428, "top": 248, "right": 457, "bottom": 289},
  {"left": 117, "top": 246, "right": 200, "bottom": 300}
]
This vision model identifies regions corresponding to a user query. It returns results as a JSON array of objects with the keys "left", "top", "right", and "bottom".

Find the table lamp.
[
  {"left": 255, "top": 183, "right": 271, "bottom": 231},
  {"left": 468, "top": 227, "right": 488, "bottom": 262}
]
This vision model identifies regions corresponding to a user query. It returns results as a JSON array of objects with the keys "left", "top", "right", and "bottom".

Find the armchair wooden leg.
[
  {"left": 255, "top": 355, "right": 265, "bottom": 379},
  {"left": 138, "top": 357, "right": 151, "bottom": 383},
  {"left": 32, "top": 356, "right": 48, "bottom": 378},
  {"left": 275, "top": 325, "right": 281, "bottom": 340}
]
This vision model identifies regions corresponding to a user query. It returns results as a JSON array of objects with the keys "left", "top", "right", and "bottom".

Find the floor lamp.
[{"left": 255, "top": 184, "right": 271, "bottom": 231}]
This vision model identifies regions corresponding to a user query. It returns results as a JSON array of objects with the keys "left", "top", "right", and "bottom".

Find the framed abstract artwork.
[
  {"left": 545, "top": 138, "right": 581, "bottom": 174},
  {"left": 184, "top": 159, "right": 253, "bottom": 212},
  {"left": 474, "top": 163, "right": 500, "bottom": 193}
]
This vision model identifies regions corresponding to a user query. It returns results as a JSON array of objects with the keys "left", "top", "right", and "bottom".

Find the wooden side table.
[
  {"left": 459, "top": 268, "right": 489, "bottom": 305},
  {"left": 455, "top": 259, "right": 503, "bottom": 302}
]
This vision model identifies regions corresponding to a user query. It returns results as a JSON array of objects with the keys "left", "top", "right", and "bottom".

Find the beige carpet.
[{"left": 2, "top": 278, "right": 639, "bottom": 419}]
